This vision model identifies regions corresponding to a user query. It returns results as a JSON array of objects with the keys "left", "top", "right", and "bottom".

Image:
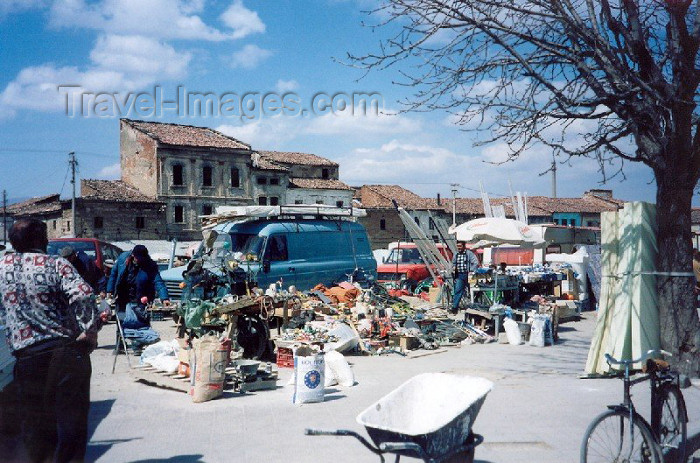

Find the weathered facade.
[{"left": 119, "top": 119, "right": 354, "bottom": 239}]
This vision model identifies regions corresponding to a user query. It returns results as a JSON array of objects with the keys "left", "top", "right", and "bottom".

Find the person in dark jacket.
[
  {"left": 106, "top": 245, "right": 169, "bottom": 326},
  {"left": 59, "top": 245, "right": 107, "bottom": 293}
]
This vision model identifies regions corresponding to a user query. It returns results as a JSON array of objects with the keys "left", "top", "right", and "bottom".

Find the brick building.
[
  {"left": 119, "top": 119, "right": 354, "bottom": 239},
  {"left": 355, "top": 185, "right": 624, "bottom": 250}
]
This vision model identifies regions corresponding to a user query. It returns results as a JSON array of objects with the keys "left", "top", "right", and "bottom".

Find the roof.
[
  {"left": 7, "top": 194, "right": 62, "bottom": 216},
  {"left": 122, "top": 118, "right": 250, "bottom": 150},
  {"left": 258, "top": 150, "right": 337, "bottom": 167},
  {"left": 251, "top": 153, "right": 288, "bottom": 172},
  {"left": 288, "top": 178, "right": 354, "bottom": 190},
  {"left": 527, "top": 195, "right": 622, "bottom": 214},
  {"left": 81, "top": 180, "right": 162, "bottom": 203},
  {"left": 357, "top": 185, "right": 427, "bottom": 209}
]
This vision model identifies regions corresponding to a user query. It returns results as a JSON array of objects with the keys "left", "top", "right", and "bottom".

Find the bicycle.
[{"left": 581, "top": 349, "right": 688, "bottom": 463}]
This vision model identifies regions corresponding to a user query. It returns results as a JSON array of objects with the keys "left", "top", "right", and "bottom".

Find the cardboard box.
[{"left": 388, "top": 335, "right": 420, "bottom": 350}]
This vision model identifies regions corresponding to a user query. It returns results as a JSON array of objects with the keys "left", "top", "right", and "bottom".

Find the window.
[
  {"left": 270, "top": 177, "right": 279, "bottom": 185},
  {"left": 258, "top": 196, "right": 268, "bottom": 206},
  {"left": 230, "top": 167, "right": 240, "bottom": 188},
  {"left": 336, "top": 201, "right": 344, "bottom": 208},
  {"left": 414, "top": 217, "right": 420, "bottom": 226},
  {"left": 569, "top": 219, "right": 576, "bottom": 226},
  {"left": 202, "top": 204, "right": 213, "bottom": 216},
  {"left": 380, "top": 218, "right": 386, "bottom": 230},
  {"left": 174, "top": 206, "right": 184, "bottom": 223},
  {"left": 257, "top": 177, "right": 267, "bottom": 185},
  {"left": 315, "top": 200, "right": 324, "bottom": 205},
  {"left": 269, "top": 197, "right": 279, "bottom": 206},
  {"left": 295, "top": 200, "right": 303, "bottom": 204},
  {"left": 322, "top": 168, "right": 329, "bottom": 179},
  {"left": 52, "top": 220, "right": 57, "bottom": 230},
  {"left": 264, "top": 235, "right": 288, "bottom": 261},
  {"left": 428, "top": 218, "right": 435, "bottom": 230},
  {"left": 93, "top": 217, "right": 103, "bottom": 229},
  {"left": 66, "top": 220, "right": 71, "bottom": 231},
  {"left": 173, "top": 164, "right": 184, "bottom": 186},
  {"left": 202, "top": 165, "right": 213, "bottom": 187},
  {"left": 135, "top": 217, "right": 145, "bottom": 229}
]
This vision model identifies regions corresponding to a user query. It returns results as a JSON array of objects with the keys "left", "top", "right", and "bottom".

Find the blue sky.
[{"left": 0, "top": 0, "right": 675, "bottom": 206}]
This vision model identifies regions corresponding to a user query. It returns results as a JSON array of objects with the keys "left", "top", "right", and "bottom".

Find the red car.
[
  {"left": 47, "top": 238, "right": 123, "bottom": 274},
  {"left": 376, "top": 242, "right": 454, "bottom": 289}
]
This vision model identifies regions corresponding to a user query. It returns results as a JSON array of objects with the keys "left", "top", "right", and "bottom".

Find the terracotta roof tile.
[
  {"left": 527, "top": 196, "right": 622, "bottom": 213},
  {"left": 288, "top": 178, "right": 353, "bottom": 190},
  {"left": 81, "top": 180, "right": 161, "bottom": 203},
  {"left": 123, "top": 119, "right": 250, "bottom": 150},
  {"left": 357, "top": 185, "right": 426, "bottom": 209},
  {"left": 258, "top": 150, "right": 337, "bottom": 167},
  {"left": 251, "top": 153, "right": 288, "bottom": 172},
  {"left": 7, "top": 194, "right": 62, "bottom": 216}
]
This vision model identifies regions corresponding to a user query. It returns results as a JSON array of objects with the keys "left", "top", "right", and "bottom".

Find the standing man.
[
  {"left": 451, "top": 241, "right": 479, "bottom": 314},
  {"left": 59, "top": 245, "right": 106, "bottom": 294},
  {"left": 0, "top": 218, "right": 101, "bottom": 463}
]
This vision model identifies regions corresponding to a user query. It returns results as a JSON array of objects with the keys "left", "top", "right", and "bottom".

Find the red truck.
[
  {"left": 47, "top": 238, "right": 123, "bottom": 274},
  {"left": 376, "top": 242, "right": 453, "bottom": 290}
]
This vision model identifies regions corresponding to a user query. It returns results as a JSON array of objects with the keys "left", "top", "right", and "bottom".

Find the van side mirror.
[{"left": 262, "top": 260, "right": 271, "bottom": 273}]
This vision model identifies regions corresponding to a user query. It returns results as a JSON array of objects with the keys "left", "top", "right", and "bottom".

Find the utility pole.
[
  {"left": 450, "top": 183, "right": 459, "bottom": 227},
  {"left": 69, "top": 152, "right": 78, "bottom": 238},
  {"left": 551, "top": 157, "right": 557, "bottom": 198},
  {"left": 2, "top": 190, "right": 6, "bottom": 245}
]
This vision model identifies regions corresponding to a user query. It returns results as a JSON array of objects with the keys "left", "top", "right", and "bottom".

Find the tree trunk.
[{"left": 655, "top": 172, "right": 700, "bottom": 377}]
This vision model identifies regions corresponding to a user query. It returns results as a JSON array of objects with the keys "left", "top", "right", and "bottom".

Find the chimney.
[{"left": 437, "top": 193, "right": 441, "bottom": 206}]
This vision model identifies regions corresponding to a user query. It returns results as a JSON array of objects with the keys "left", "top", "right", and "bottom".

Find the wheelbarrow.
[{"left": 306, "top": 373, "right": 493, "bottom": 463}]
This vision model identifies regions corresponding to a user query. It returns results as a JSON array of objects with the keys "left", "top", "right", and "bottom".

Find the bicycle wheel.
[
  {"left": 581, "top": 410, "right": 660, "bottom": 463},
  {"left": 654, "top": 384, "right": 687, "bottom": 462}
]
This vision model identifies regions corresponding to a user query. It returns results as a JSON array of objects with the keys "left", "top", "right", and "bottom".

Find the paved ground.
[{"left": 12, "top": 313, "right": 700, "bottom": 463}]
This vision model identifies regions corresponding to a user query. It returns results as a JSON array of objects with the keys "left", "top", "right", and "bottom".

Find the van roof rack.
[{"left": 201, "top": 204, "right": 367, "bottom": 227}]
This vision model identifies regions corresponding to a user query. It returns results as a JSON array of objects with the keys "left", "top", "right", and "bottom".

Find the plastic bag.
[
  {"left": 293, "top": 346, "right": 325, "bottom": 404},
  {"left": 325, "top": 350, "right": 355, "bottom": 387},
  {"left": 503, "top": 318, "right": 522, "bottom": 345},
  {"left": 529, "top": 318, "right": 546, "bottom": 347}
]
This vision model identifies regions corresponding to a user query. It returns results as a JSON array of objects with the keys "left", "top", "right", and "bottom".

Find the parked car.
[
  {"left": 376, "top": 242, "right": 454, "bottom": 288},
  {"left": 160, "top": 217, "right": 377, "bottom": 300},
  {"left": 47, "top": 238, "right": 123, "bottom": 274}
]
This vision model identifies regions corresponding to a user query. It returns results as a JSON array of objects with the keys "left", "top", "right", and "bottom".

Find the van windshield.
[
  {"left": 385, "top": 247, "right": 423, "bottom": 264},
  {"left": 194, "top": 233, "right": 264, "bottom": 262}
]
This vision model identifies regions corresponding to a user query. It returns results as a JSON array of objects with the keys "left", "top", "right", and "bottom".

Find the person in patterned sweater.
[{"left": 0, "top": 218, "right": 101, "bottom": 463}]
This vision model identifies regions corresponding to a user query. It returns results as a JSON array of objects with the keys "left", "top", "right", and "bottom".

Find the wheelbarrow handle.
[
  {"left": 305, "top": 429, "right": 386, "bottom": 462},
  {"left": 379, "top": 441, "right": 427, "bottom": 459}
]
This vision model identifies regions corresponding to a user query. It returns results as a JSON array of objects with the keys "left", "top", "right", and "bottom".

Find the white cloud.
[
  {"left": 306, "top": 108, "right": 421, "bottom": 135},
  {"left": 97, "top": 162, "right": 121, "bottom": 179},
  {"left": 337, "top": 140, "right": 470, "bottom": 185},
  {"left": 0, "top": 34, "right": 191, "bottom": 113},
  {"left": 275, "top": 79, "right": 299, "bottom": 93},
  {"left": 0, "top": 0, "right": 47, "bottom": 17},
  {"left": 217, "top": 118, "right": 301, "bottom": 149},
  {"left": 231, "top": 44, "right": 273, "bottom": 69},
  {"left": 49, "top": 0, "right": 264, "bottom": 41},
  {"left": 220, "top": 0, "right": 265, "bottom": 39},
  {"left": 90, "top": 35, "right": 190, "bottom": 81}
]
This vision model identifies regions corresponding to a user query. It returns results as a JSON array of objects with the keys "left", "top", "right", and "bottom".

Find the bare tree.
[{"left": 352, "top": 0, "right": 700, "bottom": 375}]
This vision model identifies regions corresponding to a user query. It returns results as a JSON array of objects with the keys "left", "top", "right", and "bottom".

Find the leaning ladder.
[{"left": 396, "top": 206, "right": 454, "bottom": 299}]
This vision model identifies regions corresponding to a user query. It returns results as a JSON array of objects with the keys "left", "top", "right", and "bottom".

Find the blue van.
[{"left": 161, "top": 218, "right": 376, "bottom": 298}]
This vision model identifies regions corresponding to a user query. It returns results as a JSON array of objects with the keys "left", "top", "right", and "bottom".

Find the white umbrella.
[{"left": 449, "top": 218, "right": 546, "bottom": 248}]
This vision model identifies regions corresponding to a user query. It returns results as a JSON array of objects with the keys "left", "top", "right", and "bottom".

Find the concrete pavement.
[{"left": 84, "top": 314, "right": 700, "bottom": 463}]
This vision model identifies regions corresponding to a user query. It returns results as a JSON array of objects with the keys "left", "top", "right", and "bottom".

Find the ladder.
[
  {"left": 428, "top": 211, "right": 457, "bottom": 255},
  {"left": 396, "top": 206, "right": 454, "bottom": 300}
]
